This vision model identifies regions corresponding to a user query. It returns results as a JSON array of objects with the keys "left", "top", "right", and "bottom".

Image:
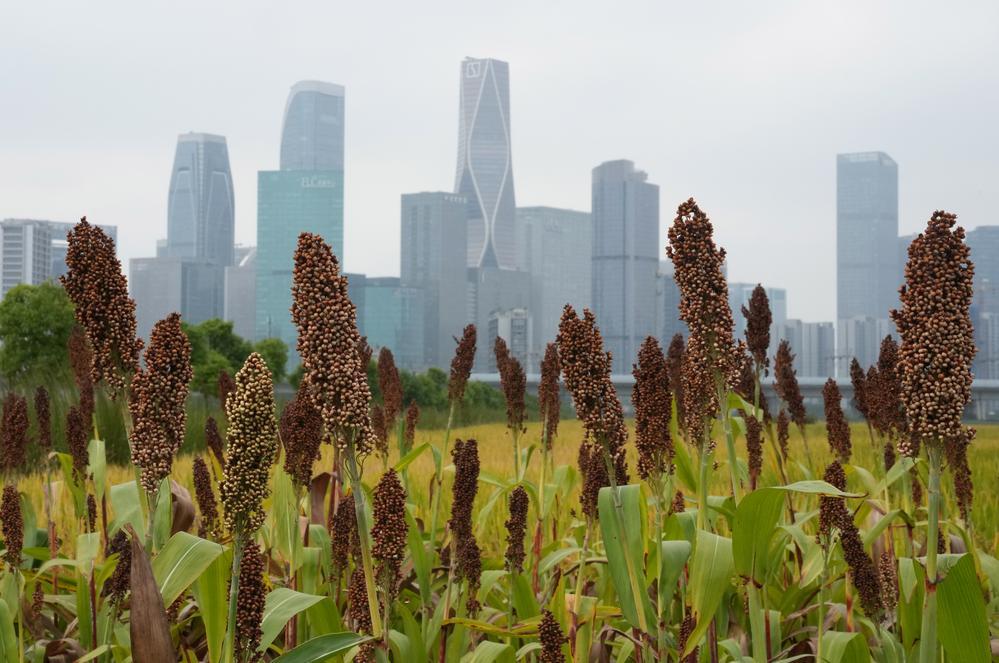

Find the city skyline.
[{"left": 3, "top": 3, "right": 996, "bottom": 325}]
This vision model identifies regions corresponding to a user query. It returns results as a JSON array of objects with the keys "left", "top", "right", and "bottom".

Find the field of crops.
[{"left": 1, "top": 207, "right": 996, "bottom": 662}]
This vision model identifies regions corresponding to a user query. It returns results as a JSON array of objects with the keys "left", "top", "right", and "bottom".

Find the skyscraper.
[
  {"left": 836, "top": 151, "right": 898, "bottom": 374},
  {"left": 225, "top": 246, "right": 256, "bottom": 341},
  {"left": 0, "top": 219, "right": 52, "bottom": 296},
  {"left": 591, "top": 160, "right": 659, "bottom": 373},
  {"left": 656, "top": 261, "right": 687, "bottom": 345},
  {"left": 401, "top": 192, "right": 468, "bottom": 369},
  {"left": 967, "top": 226, "right": 999, "bottom": 379},
  {"left": 257, "top": 81, "right": 345, "bottom": 357},
  {"left": 781, "top": 319, "right": 836, "bottom": 378},
  {"left": 455, "top": 57, "right": 516, "bottom": 270},
  {"left": 514, "top": 206, "right": 591, "bottom": 369}
]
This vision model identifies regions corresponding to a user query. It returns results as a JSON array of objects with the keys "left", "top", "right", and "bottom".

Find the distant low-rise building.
[{"left": 781, "top": 319, "right": 836, "bottom": 378}]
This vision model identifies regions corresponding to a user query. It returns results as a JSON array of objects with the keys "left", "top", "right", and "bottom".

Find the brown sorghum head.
[
  {"left": 496, "top": 339, "right": 527, "bottom": 434},
  {"left": 449, "top": 439, "right": 482, "bottom": 609},
  {"left": 823, "top": 379, "right": 851, "bottom": 464},
  {"left": 947, "top": 427, "right": 975, "bottom": 522},
  {"left": 68, "top": 326, "right": 95, "bottom": 425},
  {"left": 774, "top": 340, "right": 806, "bottom": 428},
  {"left": 879, "top": 551, "right": 899, "bottom": 615},
  {"left": 235, "top": 540, "right": 266, "bottom": 661},
  {"left": 348, "top": 566, "right": 372, "bottom": 634},
  {"left": 735, "top": 349, "right": 771, "bottom": 423},
  {"left": 504, "top": 485, "right": 528, "bottom": 573},
  {"left": 217, "top": 370, "right": 235, "bottom": 415},
  {"left": 680, "top": 337, "right": 717, "bottom": 445},
  {"left": 776, "top": 409, "right": 790, "bottom": 460},
  {"left": 128, "top": 313, "right": 193, "bottom": 493},
  {"left": 744, "top": 412, "right": 763, "bottom": 490},
  {"left": 403, "top": 401, "right": 419, "bottom": 454},
  {"left": 849, "top": 358, "right": 869, "bottom": 422},
  {"left": 741, "top": 285, "right": 772, "bottom": 374},
  {"left": 204, "top": 416, "right": 225, "bottom": 470},
  {"left": 291, "top": 233, "right": 374, "bottom": 452},
  {"left": 538, "top": 610, "right": 566, "bottom": 663},
  {"left": 632, "top": 336, "right": 673, "bottom": 481},
  {"left": 1, "top": 393, "right": 29, "bottom": 474},
  {"left": 448, "top": 325, "right": 477, "bottom": 404},
  {"left": 86, "top": 494, "right": 98, "bottom": 533},
  {"left": 868, "top": 337, "right": 906, "bottom": 441},
  {"left": 665, "top": 333, "right": 687, "bottom": 436},
  {"left": 221, "top": 353, "right": 278, "bottom": 538},
  {"left": 34, "top": 386, "right": 51, "bottom": 452},
  {"left": 1, "top": 484, "right": 22, "bottom": 569},
  {"left": 60, "top": 218, "right": 141, "bottom": 397},
  {"left": 357, "top": 336, "right": 373, "bottom": 371},
  {"left": 377, "top": 347, "right": 403, "bottom": 431},
  {"left": 330, "top": 493, "right": 356, "bottom": 576},
  {"left": 66, "top": 405, "right": 89, "bottom": 480},
  {"left": 666, "top": 198, "right": 739, "bottom": 390},
  {"left": 538, "top": 343, "right": 561, "bottom": 449},
  {"left": 370, "top": 405, "right": 388, "bottom": 457},
  {"left": 279, "top": 390, "right": 323, "bottom": 487},
  {"left": 371, "top": 469, "right": 407, "bottom": 599},
  {"left": 102, "top": 531, "right": 130, "bottom": 605},
  {"left": 818, "top": 461, "right": 847, "bottom": 542},
  {"left": 837, "top": 506, "right": 884, "bottom": 619},
  {"left": 679, "top": 613, "right": 698, "bottom": 663},
  {"left": 193, "top": 456, "right": 219, "bottom": 539},
  {"left": 890, "top": 211, "right": 975, "bottom": 455},
  {"left": 556, "top": 306, "right": 628, "bottom": 490},
  {"left": 669, "top": 490, "right": 685, "bottom": 515},
  {"left": 576, "top": 440, "right": 606, "bottom": 520}
]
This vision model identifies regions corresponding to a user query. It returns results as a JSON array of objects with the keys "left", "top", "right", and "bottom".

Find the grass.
[{"left": 20, "top": 419, "right": 999, "bottom": 557}]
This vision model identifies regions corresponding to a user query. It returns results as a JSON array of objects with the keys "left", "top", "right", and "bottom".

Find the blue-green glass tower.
[{"left": 256, "top": 81, "right": 345, "bottom": 362}]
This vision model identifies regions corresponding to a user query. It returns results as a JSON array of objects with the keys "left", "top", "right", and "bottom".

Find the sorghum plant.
[
  {"left": 774, "top": 339, "right": 811, "bottom": 468},
  {"left": 495, "top": 336, "right": 527, "bottom": 478}
]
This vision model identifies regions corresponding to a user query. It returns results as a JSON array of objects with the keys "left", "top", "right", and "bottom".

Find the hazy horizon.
[{"left": 2, "top": 1, "right": 997, "bottom": 323}]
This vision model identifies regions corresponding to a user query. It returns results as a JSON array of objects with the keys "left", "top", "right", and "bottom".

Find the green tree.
[
  {"left": 253, "top": 337, "right": 288, "bottom": 383},
  {"left": 0, "top": 282, "right": 76, "bottom": 384},
  {"left": 199, "top": 318, "right": 252, "bottom": 367},
  {"left": 190, "top": 350, "right": 233, "bottom": 400}
]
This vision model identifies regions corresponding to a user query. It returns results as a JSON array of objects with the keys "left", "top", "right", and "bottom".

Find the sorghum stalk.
[{"left": 920, "top": 444, "right": 943, "bottom": 663}]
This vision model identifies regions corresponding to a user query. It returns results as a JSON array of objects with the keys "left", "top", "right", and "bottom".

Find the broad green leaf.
[
  {"left": 598, "top": 484, "right": 654, "bottom": 633},
  {"left": 443, "top": 618, "right": 536, "bottom": 637},
  {"left": 75, "top": 645, "right": 112, "bottom": 662},
  {"left": 388, "top": 629, "right": 411, "bottom": 661},
  {"left": 405, "top": 506, "right": 432, "bottom": 612},
  {"left": 475, "top": 483, "right": 512, "bottom": 539},
  {"left": 152, "top": 531, "right": 224, "bottom": 606},
  {"left": 672, "top": 427, "right": 697, "bottom": 493},
  {"left": 659, "top": 540, "right": 692, "bottom": 604},
  {"left": 304, "top": 596, "right": 342, "bottom": 639},
  {"left": 732, "top": 488, "right": 785, "bottom": 585},
  {"left": 875, "top": 456, "right": 916, "bottom": 493},
  {"left": 109, "top": 480, "right": 145, "bottom": 540},
  {"left": 466, "top": 640, "right": 513, "bottom": 663},
  {"left": 271, "top": 632, "right": 371, "bottom": 662},
  {"left": 259, "top": 588, "right": 325, "bottom": 652},
  {"left": 272, "top": 468, "right": 304, "bottom": 573},
  {"left": 398, "top": 602, "right": 427, "bottom": 663},
  {"left": 395, "top": 442, "right": 430, "bottom": 471},
  {"left": 509, "top": 572, "right": 539, "bottom": 620},
  {"left": 87, "top": 438, "right": 107, "bottom": 502},
  {"left": 0, "top": 599, "right": 16, "bottom": 663},
  {"left": 683, "top": 530, "right": 734, "bottom": 657},
  {"left": 193, "top": 546, "right": 232, "bottom": 663},
  {"left": 76, "top": 532, "right": 100, "bottom": 577},
  {"left": 937, "top": 553, "right": 990, "bottom": 663},
  {"left": 820, "top": 630, "right": 870, "bottom": 662},
  {"left": 862, "top": 509, "right": 913, "bottom": 547},
  {"left": 776, "top": 481, "right": 862, "bottom": 498},
  {"left": 56, "top": 452, "right": 86, "bottom": 517}
]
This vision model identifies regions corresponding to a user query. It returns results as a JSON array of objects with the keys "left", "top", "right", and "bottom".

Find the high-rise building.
[
  {"left": 487, "top": 308, "right": 532, "bottom": 371},
  {"left": 838, "top": 315, "right": 895, "bottom": 373},
  {"left": 836, "top": 152, "right": 898, "bottom": 374},
  {"left": 656, "top": 261, "right": 687, "bottom": 345},
  {"left": 514, "top": 206, "right": 591, "bottom": 369},
  {"left": 0, "top": 219, "right": 52, "bottom": 296},
  {"left": 967, "top": 226, "right": 999, "bottom": 379},
  {"left": 280, "top": 81, "right": 346, "bottom": 172},
  {"left": 729, "top": 282, "right": 788, "bottom": 360},
  {"left": 130, "top": 257, "right": 224, "bottom": 339},
  {"left": 455, "top": 57, "right": 516, "bottom": 270},
  {"left": 225, "top": 246, "right": 256, "bottom": 341},
  {"left": 257, "top": 81, "right": 345, "bottom": 360},
  {"left": 467, "top": 267, "right": 531, "bottom": 371},
  {"left": 781, "top": 319, "right": 836, "bottom": 378},
  {"left": 401, "top": 192, "right": 469, "bottom": 369},
  {"left": 353, "top": 276, "right": 425, "bottom": 371},
  {"left": 591, "top": 160, "right": 659, "bottom": 373}
]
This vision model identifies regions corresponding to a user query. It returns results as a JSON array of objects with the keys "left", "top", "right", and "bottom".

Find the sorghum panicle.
[
  {"left": 495, "top": 337, "right": 527, "bottom": 433},
  {"left": 679, "top": 613, "right": 698, "bottom": 663},
  {"left": 193, "top": 457, "right": 219, "bottom": 539},
  {"left": 290, "top": 233, "right": 374, "bottom": 452},
  {"left": 774, "top": 340, "right": 806, "bottom": 428},
  {"left": 823, "top": 379, "right": 852, "bottom": 464},
  {"left": 102, "top": 531, "right": 130, "bottom": 605},
  {"left": 1, "top": 393, "right": 29, "bottom": 473},
  {"left": 279, "top": 390, "right": 324, "bottom": 487},
  {"left": 890, "top": 210, "right": 975, "bottom": 455},
  {"left": 849, "top": 358, "right": 869, "bottom": 422},
  {"left": 60, "top": 218, "right": 141, "bottom": 397},
  {"left": 86, "top": 494, "right": 98, "bottom": 533},
  {"left": 665, "top": 333, "right": 687, "bottom": 436},
  {"left": 235, "top": 540, "right": 266, "bottom": 662},
  {"left": 744, "top": 412, "right": 763, "bottom": 490},
  {"left": 538, "top": 610, "right": 566, "bottom": 663},
  {"left": 221, "top": 353, "right": 278, "bottom": 538},
  {"left": 204, "top": 416, "right": 225, "bottom": 470},
  {"left": 34, "top": 386, "right": 51, "bottom": 452},
  {"left": 504, "top": 485, "right": 528, "bottom": 573},
  {"left": 776, "top": 409, "right": 790, "bottom": 459},
  {"left": 448, "top": 325, "right": 477, "bottom": 404},
  {"left": 669, "top": 490, "right": 685, "bottom": 514},
  {"left": 377, "top": 347, "right": 403, "bottom": 431},
  {"left": 818, "top": 461, "right": 847, "bottom": 542},
  {"left": 403, "top": 401, "right": 419, "bottom": 453},
  {"left": 330, "top": 493, "right": 357, "bottom": 575},
  {"left": 371, "top": 469, "right": 407, "bottom": 599},
  {"left": 736, "top": 350, "right": 771, "bottom": 423},
  {"left": 947, "top": 426, "right": 975, "bottom": 521},
  {"left": 879, "top": 551, "right": 899, "bottom": 614},
  {"left": 632, "top": 336, "right": 673, "bottom": 480},
  {"left": 66, "top": 405, "right": 89, "bottom": 480},
  {"left": 449, "top": 439, "right": 482, "bottom": 611},
  {"left": 869, "top": 337, "right": 906, "bottom": 440},
  {"left": 370, "top": 405, "right": 388, "bottom": 457},
  {"left": 129, "top": 313, "right": 193, "bottom": 492},
  {"left": 357, "top": 336, "right": 373, "bottom": 371},
  {"left": 741, "top": 284, "right": 772, "bottom": 374},
  {"left": 217, "top": 370, "right": 235, "bottom": 415},
  {"left": 348, "top": 566, "right": 372, "bottom": 634},
  {"left": 68, "top": 326, "right": 95, "bottom": 425},
  {"left": 1, "top": 484, "right": 22, "bottom": 569},
  {"left": 538, "top": 342, "right": 561, "bottom": 449}
]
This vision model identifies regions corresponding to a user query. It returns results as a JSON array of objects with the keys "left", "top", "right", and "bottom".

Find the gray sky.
[{"left": 2, "top": 1, "right": 997, "bottom": 322}]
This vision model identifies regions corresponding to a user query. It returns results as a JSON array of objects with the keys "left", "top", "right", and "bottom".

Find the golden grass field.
[{"left": 19, "top": 420, "right": 999, "bottom": 556}]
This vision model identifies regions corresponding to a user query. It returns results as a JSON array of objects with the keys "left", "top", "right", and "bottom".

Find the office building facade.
[
  {"left": 225, "top": 247, "right": 256, "bottom": 341},
  {"left": 968, "top": 226, "right": 999, "bottom": 379},
  {"left": 656, "top": 261, "right": 687, "bottom": 345},
  {"left": 0, "top": 219, "right": 52, "bottom": 296},
  {"left": 781, "top": 319, "right": 836, "bottom": 378},
  {"left": 591, "top": 160, "right": 659, "bottom": 373}
]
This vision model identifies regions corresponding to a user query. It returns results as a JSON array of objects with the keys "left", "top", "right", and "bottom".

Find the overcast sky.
[{"left": 2, "top": 1, "right": 997, "bottom": 322}]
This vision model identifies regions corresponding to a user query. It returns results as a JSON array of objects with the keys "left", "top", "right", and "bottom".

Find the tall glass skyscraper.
[
  {"left": 591, "top": 160, "right": 659, "bottom": 373},
  {"left": 257, "top": 81, "right": 345, "bottom": 358},
  {"left": 455, "top": 57, "right": 516, "bottom": 270}
]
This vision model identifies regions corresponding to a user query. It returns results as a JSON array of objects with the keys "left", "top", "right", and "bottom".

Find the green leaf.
[
  {"left": 109, "top": 480, "right": 145, "bottom": 540},
  {"left": 937, "top": 553, "right": 990, "bottom": 663},
  {"left": 398, "top": 602, "right": 427, "bottom": 663},
  {"left": 304, "top": 596, "right": 342, "bottom": 639},
  {"left": 56, "top": 452, "right": 86, "bottom": 517},
  {"left": 0, "top": 599, "right": 16, "bottom": 663},
  {"left": 875, "top": 456, "right": 916, "bottom": 493},
  {"left": 465, "top": 640, "right": 513, "bottom": 663},
  {"left": 672, "top": 431, "right": 697, "bottom": 493},
  {"left": 271, "top": 632, "right": 371, "bottom": 662},
  {"left": 272, "top": 468, "right": 304, "bottom": 573},
  {"left": 683, "top": 529, "right": 734, "bottom": 657},
  {"left": 598, "top": 484, "right": 654, "bottom": 633},
  {"left": 820, "top": 631, "right": 870, "bottom": 662},
  {"left": 259, "top": 588, "right": 325, "bottom": 652},
  {"left": 776, "top": 480, "right": 863, "bottom": 497},
  {"left": 659, "top": 540, "right": 692, "bottom": 603},
  {"left": 862, "top": 509, "right": 912, "bottom": 547},
  {"left": 87, "top": 438, "right": 107, "bottom": 502},
  {"left": 76, "top": 532, "right": 100, "bottom": 577},
  {"left": 732, "top": 488, "right": 785, "bottom": 585},
  {"left": 405, "top": 506, "right": 432, "bottom": 613},
  {"left": 509, "top": 572, "right": 539, "bottom": 620},
  {"left": 193, "top": 546, "right": 232, "bottom": 663},
  {"left": 151, "top": 531, "right": 224, "bottom": 607},
  {"left": 395, "top": 442, "right": 430, "bottom": 471}
]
